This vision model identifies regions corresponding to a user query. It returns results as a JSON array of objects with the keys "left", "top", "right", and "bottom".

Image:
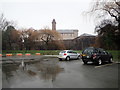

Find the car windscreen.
[{"left": 82, "top": 48, "right": 94, "bottom": 54}]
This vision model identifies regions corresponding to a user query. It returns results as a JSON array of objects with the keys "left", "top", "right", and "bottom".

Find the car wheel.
[
  {"left": 83, "top": 61, "right": 87, "bottom": 64},
  {"left": 109, "top": 58, "right": 113, "bottom": 63},
  {"left": 66, "top": 56, "right": 70, "bottom": 61},
  {"left": 82, "top": 59, "right": 87, "bottom": 64},
  {"left": 97, "top": 59, "right": 102, "bottom": 65}
]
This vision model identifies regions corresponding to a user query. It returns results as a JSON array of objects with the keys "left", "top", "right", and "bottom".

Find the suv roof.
[
  {"left": 84, "top": 47, "right": 104, "bottom": 50},
  {"left": 60, "top": 50, "right": 76, "bottom": 53},
  {"left": 82, "top": 47, "right": 105, "bottom": 54},
  {"left": 64, "top": 50, "right": 73, "bottom": 51}
]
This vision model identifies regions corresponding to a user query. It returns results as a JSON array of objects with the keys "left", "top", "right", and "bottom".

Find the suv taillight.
[
  {"left": 93, "top": 54, "right": 97, "bottom": 59},
  {"left": 64, "top": 53, "right": 67, "bottom": 55}
]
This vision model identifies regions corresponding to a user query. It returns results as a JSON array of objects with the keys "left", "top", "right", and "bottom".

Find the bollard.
[
  {"left": 6, "top": 54, "right": 12, "bottom": 56},
  {"left": 36, "top": 53, "right": 40, "bottom": 55},
  {"left": 21, "top": 60, "right": 25, "bottom": 70},
  {"left": 25, "top": 53, "right": 31, "bottom": 56},
  {"left": 21, "top": 60, "right": 24, "bottom": 67},
  {"left": 17, "top": 53, "right": 23, "bottom": 56}
]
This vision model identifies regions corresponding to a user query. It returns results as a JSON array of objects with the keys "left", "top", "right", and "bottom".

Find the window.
[
  {"left": 98, "top": 48, "right": 108, "bottom": 54},
  {"left": 67, "top": 51, "right": 77, "bottom": 54},
  {"left": 83, "top": 48, "right": 94, "bottom": 54},
  {"left": 60, "top": 51, "right": 66, "bottom": 53},
  {"left": 67, "top": 51, "right": 73, "bottom": 53}
]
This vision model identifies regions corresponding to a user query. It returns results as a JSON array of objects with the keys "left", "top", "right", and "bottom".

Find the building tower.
[{"left": 52, "top": 19, "right": 56, "bottom": 30}]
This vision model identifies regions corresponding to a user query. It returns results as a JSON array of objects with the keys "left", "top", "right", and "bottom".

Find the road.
[{"left": 2, "top": 56, "right": 119, "bottom": 88}]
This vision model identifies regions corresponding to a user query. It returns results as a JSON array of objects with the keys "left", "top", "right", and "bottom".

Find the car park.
[
  {"left": 81, "top": 47, "right": 113, "bottom": 65},
  {"left": 58, "top": 50, "right": 81, "bottom": 61}
]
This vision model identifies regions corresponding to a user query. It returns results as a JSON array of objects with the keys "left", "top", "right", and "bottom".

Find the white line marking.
[{"left": 95, "top": 63, "right": 114, "bottom": 68}]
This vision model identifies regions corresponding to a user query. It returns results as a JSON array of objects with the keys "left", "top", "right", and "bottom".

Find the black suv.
[{"left": 81, "top": 47, "right": 113, "bottom": 65}]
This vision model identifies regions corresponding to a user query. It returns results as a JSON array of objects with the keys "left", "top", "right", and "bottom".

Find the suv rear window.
[{"left": 82, "top": 48, "right": 94, "bottom": 54}]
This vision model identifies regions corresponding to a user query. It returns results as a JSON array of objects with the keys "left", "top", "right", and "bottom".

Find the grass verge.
[{"left": 2, "top": 50, "right": 120, "bottom": 62}]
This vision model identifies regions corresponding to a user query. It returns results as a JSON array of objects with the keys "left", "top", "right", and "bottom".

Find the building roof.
[
  {"left": 80, "top": 33, "right": 95, "bottom": 37},
  {"left": 74, "top": 33, "right": 96, "bottom": 40},
  {"left": 57, "top": 29, "right": 78, "bottom": 34}
]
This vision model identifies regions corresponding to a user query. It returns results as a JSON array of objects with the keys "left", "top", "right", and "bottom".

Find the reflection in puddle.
[
  {"left": 2, "top": 59, "right": 64, "bottom": 88},
  {"left": 2, "top": 64, "right": 19, "bottom": 81},
  {"left": 27, "top": 70, "right": 37, "bottom": 76},
  {"left": 35, "top": 61, "right": 64, "bottom": 81}
]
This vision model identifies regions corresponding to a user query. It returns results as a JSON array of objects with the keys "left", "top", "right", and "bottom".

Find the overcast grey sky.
[{"left": 0, "top": 0, "right": 96, "bottom": 35}]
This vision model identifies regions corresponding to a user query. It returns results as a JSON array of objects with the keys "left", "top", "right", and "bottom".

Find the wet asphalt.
[{"left": 1, "top": 56, "right": 119, "bottom": 88}]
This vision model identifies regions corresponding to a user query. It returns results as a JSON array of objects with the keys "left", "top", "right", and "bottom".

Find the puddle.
[{"left": 2, "top": 58, "right": 64, "bottom": 88}]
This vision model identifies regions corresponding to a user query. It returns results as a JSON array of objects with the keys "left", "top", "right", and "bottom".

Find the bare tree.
[
  {"left": 91, "top": 0, "right": 120, "bottom": 22},
  {"left": 19, "top": 28, "right": 39, "bottom": 50},
  {"left": 95, "top": 19, "right": 113, "bottom": 35},
  {"left": 40, "top": 29, "right": 61, "bottom": 44},
  {"left": 0, "top": 13, "right": 14, "bottom": 31},
  {"left": 1, "top": 14, "right": 17, "bottom": 50},
  {"left": 89, "top": 0, "right": 120, "bottom": 49},
  {"left": 95, "top": 20, "right": 117, "bottom": 49},
  {"left": 39, "top": 29, "right": 64, "bottom": 50}
]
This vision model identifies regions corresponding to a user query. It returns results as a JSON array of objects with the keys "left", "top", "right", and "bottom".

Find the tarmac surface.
[{"left": 1, "top": 55, "right": 119, "bottom": 88}]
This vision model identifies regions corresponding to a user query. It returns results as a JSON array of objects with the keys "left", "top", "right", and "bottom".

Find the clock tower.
[{"left": 52, "top": 19, "right": 56, "bottom": 31}]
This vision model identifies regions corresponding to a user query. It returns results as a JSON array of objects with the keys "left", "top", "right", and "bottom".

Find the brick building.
[{"left": 73, "top": 33, "right": 96, "bottom": 50}]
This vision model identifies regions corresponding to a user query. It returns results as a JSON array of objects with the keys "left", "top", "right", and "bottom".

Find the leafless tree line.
[{"left": 1, "top": 14, "right": 65, "bottom": 50}]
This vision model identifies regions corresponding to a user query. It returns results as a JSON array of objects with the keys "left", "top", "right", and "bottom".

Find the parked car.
[
  {"left": 58, "top": 50, "right": 81, "bottom": 61},
  {"left": 81, "top": 47, "right": 113, "bottom": 65}
]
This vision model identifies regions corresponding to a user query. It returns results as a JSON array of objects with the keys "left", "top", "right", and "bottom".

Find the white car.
[{"left": 58, "top": 50, "right": 81, "bottom": 61}]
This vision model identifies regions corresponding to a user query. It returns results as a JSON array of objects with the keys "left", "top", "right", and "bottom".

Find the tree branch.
[
  {"left": 115, "top": 1, "right": 120, "bottom": 7},
  {"left": 107, "top": 10, "right": 118, "bottom": 21},
  {"left": 102, "top": 8, "right": 118, "bottom": 21},
  {"left": 41, "top": 35, "right": 46, "bottom": 43},
  {"left": 111, "top": 8, "right": 120, "bottom": 14}
]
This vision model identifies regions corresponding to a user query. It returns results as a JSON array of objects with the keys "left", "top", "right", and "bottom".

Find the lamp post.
[
  {"left": 25, "top": 34, "right": 29, "bottom": 50},
  {"left": 22, "top": 34, "right": 29, "bottom": 50},
  {"left": 22, "top": 36, "right": 24, "bottom": 50}
]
